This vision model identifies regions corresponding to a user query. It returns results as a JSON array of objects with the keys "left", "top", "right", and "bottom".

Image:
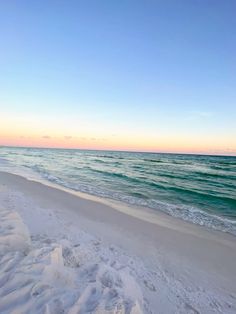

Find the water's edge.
[{"left": 0, "top": 147, "right": 236, "bottom": 236}]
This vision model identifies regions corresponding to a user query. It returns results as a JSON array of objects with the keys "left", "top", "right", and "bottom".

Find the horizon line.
[{"left": 0, "top": 145, "right": 235, "bottom": 158}]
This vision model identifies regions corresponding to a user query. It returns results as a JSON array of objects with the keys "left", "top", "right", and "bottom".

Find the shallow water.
[{"left": 0, "top": 147, "right": 236, "bottom": 234}]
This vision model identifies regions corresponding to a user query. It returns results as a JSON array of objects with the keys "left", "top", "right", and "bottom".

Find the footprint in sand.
[
  {"left": 143, "top": 279, "right": 156, "bottom": 292},
  {"left": 62, "top": 246, "right": 80, "bottom": 268}
]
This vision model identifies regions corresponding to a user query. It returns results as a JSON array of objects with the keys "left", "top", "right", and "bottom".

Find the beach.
[
  {"left": 1, "top": 0, "right": 235, "bottom": 312},
  {"left": 0, "top": 171, "right": 236, "bottom": 313}
]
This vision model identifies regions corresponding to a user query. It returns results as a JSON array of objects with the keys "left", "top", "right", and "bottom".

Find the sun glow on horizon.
[
  {"left": 1, "top": 2, "right": 236, "bottom": 156},
  {"left": 1, "top": 112, "right": 235, "bottom": 156}
]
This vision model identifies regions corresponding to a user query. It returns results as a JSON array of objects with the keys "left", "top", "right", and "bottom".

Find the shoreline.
[
  {"left": 1, "top": 165, "right": 235, "bottom": 237},
  {"left": 1, "top": 146, "right": 236, "bottom": 238},
  {"left": 1, "top": 170, "right": 235, "bottom": 245},
  {"left": 1, "top": 171, "right": 236, "bottom": 313}
]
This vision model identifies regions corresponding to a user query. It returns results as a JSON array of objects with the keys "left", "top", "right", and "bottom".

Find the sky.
[{"left": 0, "top": 0, "right": 236, "bottom": 155}]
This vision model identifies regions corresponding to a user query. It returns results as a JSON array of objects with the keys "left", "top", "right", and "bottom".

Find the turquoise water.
[{"left": 0, "top": 147, "right": 236, "bottom": 234}]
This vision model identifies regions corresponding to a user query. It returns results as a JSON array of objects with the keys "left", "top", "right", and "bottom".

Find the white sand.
[{"left": 0, "top": 171, "right": 236, "bottom": 313}]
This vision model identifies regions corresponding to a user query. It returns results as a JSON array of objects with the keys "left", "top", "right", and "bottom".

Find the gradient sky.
[{"left": 1, "top": 1, "right": 236, "bottom": 154}]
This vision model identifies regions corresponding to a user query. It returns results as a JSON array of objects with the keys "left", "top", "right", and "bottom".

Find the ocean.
[{"left": 0, "top": 147, "right": 236, "bottom": 235}]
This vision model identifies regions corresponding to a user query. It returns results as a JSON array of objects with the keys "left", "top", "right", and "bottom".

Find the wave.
[
  {"left": 23, "top": 165, "right": 236, "bottom": 236},
  {"left": 1, "top": 147, "right": 236, "bottom": 236},
  {"left": 89, "top": 168, "right": 145, "bottom": 183},
  {"left": 86, "top": 168, "right": 174, "bottom": 191},
  {"left": 143, "top": 159, "right": 164, "bottom": 163},
  {"left": 209, "top": 165, "right": 236, "bottom": 171},
  {"left": 37, "top": 174, "right": 236, "bottom": 235},
  {"left": 0, "top": 157, "right": 10, "bottom": 163},
  {"left": 27, "top": 163, "right": 236, "bottom": 211},
  {"left": 192, "top": 170, "right": 236, "bottom": 180},
  {"left": 152, "top": 200, "right": 236, "bottom": 235},
  {"left": 167, "top": 185, "right": 236, "bottom": 206},
  {"left": 97, "top": 155, "right": 125, "bottom": 160}
]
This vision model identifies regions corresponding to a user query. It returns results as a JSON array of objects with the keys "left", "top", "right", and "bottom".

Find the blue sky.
[{"left": 0, "top": 1, "right": 236, "bottom": 154}]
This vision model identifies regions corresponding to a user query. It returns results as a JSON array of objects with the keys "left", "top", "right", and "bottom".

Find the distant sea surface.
[{"left": 0, "top": 147, "right": 236, "bottom": 235}]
